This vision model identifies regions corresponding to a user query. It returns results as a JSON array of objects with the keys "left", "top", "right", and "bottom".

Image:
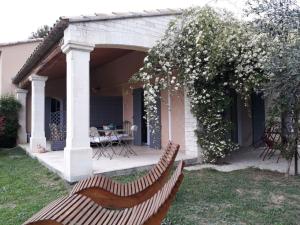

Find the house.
[
  {"left": 0, "top": 39, "right": 42, "bottom": 144},
  {"left": 1, "top": 9, "right": 266, "bottom": 182},
  {"left": 0, "top": 39, "right": 41, "bottom": 95}
]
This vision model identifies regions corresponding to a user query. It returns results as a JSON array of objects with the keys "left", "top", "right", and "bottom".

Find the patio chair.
[
  {"left": 22, "top": 161, "right": 184, "bottom": 225},
  {"left": 70, "top": 142, "right": 180, "bottom": 209},
  {"left": 90, "top": 127, "right": 113, "bottom": 159},
  {"left": 119, "top": 122, "right": 138, "bottom": 156},
  {"left": 259, "top": 126, "right": 281, "bottom": 161}
]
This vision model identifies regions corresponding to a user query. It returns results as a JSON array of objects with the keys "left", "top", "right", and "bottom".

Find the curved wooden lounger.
[
  {"left": 70, "top": 142, "right": 180, "bottom": 209},
  {"left": 23, "top": 161, "right": 184, "bottom": 225}
]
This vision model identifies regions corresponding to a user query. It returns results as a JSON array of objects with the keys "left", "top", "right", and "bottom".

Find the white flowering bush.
[{"left": 131, "top": 7, "right": 269, "bottom": 163}]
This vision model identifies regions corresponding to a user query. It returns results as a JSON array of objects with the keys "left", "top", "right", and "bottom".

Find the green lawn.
[{"left": 1, "top": 147, "right": 300, "bottom": 225}]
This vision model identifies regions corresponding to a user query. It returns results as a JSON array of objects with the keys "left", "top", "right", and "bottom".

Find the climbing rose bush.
[{"left": 131, "top": 7, "right": 269, "bottom": 162}]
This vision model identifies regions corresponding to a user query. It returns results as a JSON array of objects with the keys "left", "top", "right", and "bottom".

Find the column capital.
[
  {"left": 29, "top": 74, "right": 48, "bottom": 83},
  {"left": 61, "top": 41, "right": 95, "bottom": 54},
  {"left": 15, "top": 88, "right": 28, "bottom": 94}
]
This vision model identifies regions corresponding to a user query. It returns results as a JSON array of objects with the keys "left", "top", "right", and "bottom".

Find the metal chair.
[
  {"left": 90, "top": 127, "right": 113, "bottom": 159},
  {"left": 120, "top": 124, "right": 138, "bottom": 156}
]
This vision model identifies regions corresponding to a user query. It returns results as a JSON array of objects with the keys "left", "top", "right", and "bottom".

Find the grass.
[
  {"left": 1, "top": 147, "right": 300, "bottom": 225},
  {"left": 0, "top": 147, "right": 70, "bottom": 225}
]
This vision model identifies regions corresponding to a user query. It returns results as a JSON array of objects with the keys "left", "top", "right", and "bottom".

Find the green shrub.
[
  {"left": 0, "top": 95, "right": 21, "bottom": 148},
  {"left": 0, "top": 116, "right": 5, "bottom": 136}
]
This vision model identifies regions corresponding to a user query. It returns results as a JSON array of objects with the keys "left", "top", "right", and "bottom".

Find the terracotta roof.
[
  {"left": 12, "top": 19, "right": 69, "bottom": 84},
  {"left": 12, "top": 9, "right": 182, "bottom": 85},
  {"left": 0, "top": 39, "right": 42, "bottom": 47}
]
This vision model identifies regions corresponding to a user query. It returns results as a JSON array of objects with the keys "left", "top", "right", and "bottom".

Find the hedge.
[{"left": 0, "top": 95, "right": 21, "bottom": 148}]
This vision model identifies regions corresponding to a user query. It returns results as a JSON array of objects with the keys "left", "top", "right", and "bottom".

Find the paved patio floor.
[
  {"left": 186, "top": 147, "right": 299, "bottom": 175},
  {"left": 20, "top": 143, "right": 197, "bottom": 180}
]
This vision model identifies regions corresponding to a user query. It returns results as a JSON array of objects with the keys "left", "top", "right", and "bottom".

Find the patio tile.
[
  {"left": 185, "top": 147, "right": 300, "bottom": 175},
  {"left": 20, "top": 143, "right": 197, "bottom": 180}
]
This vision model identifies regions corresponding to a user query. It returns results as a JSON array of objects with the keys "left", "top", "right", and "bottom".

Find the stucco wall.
[
  {"left": 45, "top": 77, "right": 66, "bottom": 100},
  {"left": 161, "top": 90, "right": 185, "bottom": 150},
  {"left": 123, "top": 84, "right": 134, "bottom": 124},
  {"left": 65, "top": 15, "right": 176, "bottom": 52},
  {"left": 91, "top": 51, "right": 146, "bottom": 96},
  {"left": 0, "top": 41, "right": 40, "bottom": 95}
]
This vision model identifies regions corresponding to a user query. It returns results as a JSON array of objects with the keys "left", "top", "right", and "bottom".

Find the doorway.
[
  {"left": 141, "top": 95, "right": 148, "bottom": 144},
  {"left": 133, "top": 88, "right": 148, "bottom": 145},
  {"left": 251, "top": 93, "right": 265, "bottom": 145},
  {"left": 45, "top": 97, "right": 63, "bottom": 139}
]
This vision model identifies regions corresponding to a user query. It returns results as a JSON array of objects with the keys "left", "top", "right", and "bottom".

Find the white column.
[
  {"left": 29, "top": 75, "right": 48, "bottom": 152},
  {"left": 61, "top": 41, "right": 94, "bottom": 182},
  {"left": 15, "top": 88, "right": 28, "bottom": 144},
  {"left": 184, "top": 89, "right": 202, "bottom": 160},
  {"left": 168, "top": 89, "right": 172, "bottom": 141}
]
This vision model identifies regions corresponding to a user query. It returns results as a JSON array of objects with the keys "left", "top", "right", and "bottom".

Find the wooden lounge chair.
[
  {"left": 22, "top": 161, "right": 185, "bottom": 225},
  {"left": 70, "top": 142, "right": 180, "bottom": 209}
]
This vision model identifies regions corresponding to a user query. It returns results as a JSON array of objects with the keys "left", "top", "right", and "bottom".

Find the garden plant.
[{"left": 0, "top": 95, "right": 21, "bottom": 148}]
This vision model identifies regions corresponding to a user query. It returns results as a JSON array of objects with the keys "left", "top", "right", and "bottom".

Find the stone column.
[
  {"left": 61, "top": 41, "right": 94, "bottom": 182},
  {"left": 29, "top": 75, "right": 48, "bottom": 152},
  {"left": 184, "top": 89, "right": 202, "bottom": 160},
  {"left": 15, "top": 88, "right": 28, "bottom": 144}
]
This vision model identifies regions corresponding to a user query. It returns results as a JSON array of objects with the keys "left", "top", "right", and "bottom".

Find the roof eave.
[
  {"left": 12, "top": 19, "right": 69, "bottom": 85},
  {"left": 65, "top": 9, "right": 182, "bottom": 23}
]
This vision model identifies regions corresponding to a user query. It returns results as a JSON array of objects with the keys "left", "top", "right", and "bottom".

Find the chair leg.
[
  {"left": 277, "top": 153, "right": 281, "bottom": 163},
  {"left": 97, "top": 143, "right": 113, "bottom": 160},
  {"left": 263, "top": 147, "right": 272, "bottom": 161},
  {"left": 261, "top": 147, "right": 270, "bottom": 161},
  {"left": 121, "top": 143, "right": 130, "bottom": 158},
  {"left": 108, "top": 143, "right": 117, "bottom": 158},
  {"left": 268, "top": 148, "right": 277, "bottom": 159},
  {"left": 93, "top": 149, "right": 100, "bottom": 158},
  {"left": 259, "top": 146, "right": 268, "bottom": 158},
  {"left": 127, "top": 143, "right": 137, "bottom": 155}
]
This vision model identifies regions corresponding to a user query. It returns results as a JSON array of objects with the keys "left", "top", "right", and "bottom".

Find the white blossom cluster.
[{"left": 131, "top": 7, "right": 268, "bottom": 163}]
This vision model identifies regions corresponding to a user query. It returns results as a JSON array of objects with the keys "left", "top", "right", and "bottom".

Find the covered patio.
[
  {"left": 13, "top": 10, "right": 200, "bottom": 182},
  {"left": 20, "top": 143, "right": 196, "bottom": 180}
]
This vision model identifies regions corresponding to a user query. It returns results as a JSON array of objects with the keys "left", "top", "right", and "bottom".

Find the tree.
[
  {"left": 245, "top": 0, "right": 300, "bottom": 175},
  {"left": 29, "top": 25, "right": 51, "bottom": 39}
]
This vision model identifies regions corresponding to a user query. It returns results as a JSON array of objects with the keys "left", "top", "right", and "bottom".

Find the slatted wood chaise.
[
  {"left": 70, "top": 142, "right": 180, "bottom": 209},
  {"left": 23, "top": 161, "right": 185, "bottom": 225}
]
